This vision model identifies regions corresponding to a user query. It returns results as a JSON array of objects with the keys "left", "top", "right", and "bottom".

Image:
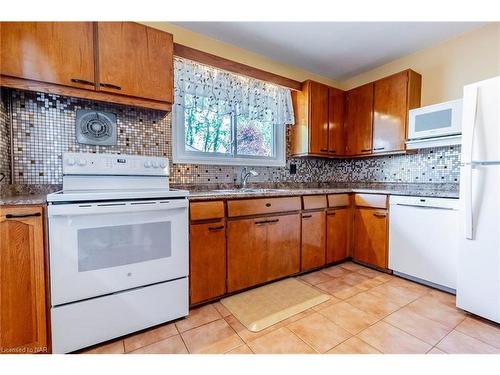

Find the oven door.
[{"left": 48, "top": 198, "right": 188, "bottom": 306}]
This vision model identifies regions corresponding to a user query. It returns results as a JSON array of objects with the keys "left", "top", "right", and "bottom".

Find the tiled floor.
[{"left": 80, "top": 262, "right": 500, "bottom": 354}]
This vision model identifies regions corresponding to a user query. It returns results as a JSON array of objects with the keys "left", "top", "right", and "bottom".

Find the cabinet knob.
[{"left": 265, "top": 203, "right": 271, "bottom": 207}]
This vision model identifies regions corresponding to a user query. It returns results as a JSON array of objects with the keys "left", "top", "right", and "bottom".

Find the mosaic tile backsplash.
[
  {"left": 0, "top": 91, "right": 10, "bottom": 186},
  {"left": 0, "top": 88, "right": 461, "bottom": 186}
]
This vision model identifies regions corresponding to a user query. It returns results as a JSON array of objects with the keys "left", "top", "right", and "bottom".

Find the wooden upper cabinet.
[
  {"left": 96, "top": 22, "right": 173, "bottom": 102},
  {"left": 328, "top": 88, "right": 346, "bottom": 155},
  {"left": 0, "top": 22, "right": 95, "bottom": 89},
  {"left": 345, "top": 83, "right": 374, "bottom": 156},
  {"left": 373, "top": 70, "right": 421, "bottom": 153},
  {"left": 309, "top": 81, "right": 330, "bottom": 154},
  {"left": 0, "top": 206, "right": 48, "bottom": 353},
  {"left": 291, "top": 80, "right": 346, "bottom": 157}
]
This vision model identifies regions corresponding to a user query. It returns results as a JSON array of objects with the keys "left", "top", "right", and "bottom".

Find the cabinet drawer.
[
  {"left": 227, "top": 196, "right": 301, "bottom": 217},
  {"left": 190, "top": 201, "right": 225, "bottom": 221},
  {"left": 328, "top": 194, "right": 350, "bottom": 208},
  {"left": 303, "top": 195, "right": 327, "bottom": 210},
  {"left": 354, "top": 194, "right": 387, "bottom": 209}
]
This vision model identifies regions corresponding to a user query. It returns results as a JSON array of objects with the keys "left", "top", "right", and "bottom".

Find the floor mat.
[{"left": 221, "top": 278, "right": 330, "bottom": 332}]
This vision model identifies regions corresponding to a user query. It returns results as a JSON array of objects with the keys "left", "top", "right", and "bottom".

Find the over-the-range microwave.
[{"left": 408, "top": 99, "right": 463, "bottom": 141}]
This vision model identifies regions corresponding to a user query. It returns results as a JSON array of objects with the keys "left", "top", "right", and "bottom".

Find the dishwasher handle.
[{"left": 395, "top": 203, "right": 456, "bottom": 211}]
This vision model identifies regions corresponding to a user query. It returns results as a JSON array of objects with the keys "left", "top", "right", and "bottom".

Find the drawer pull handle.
[
  {"left": 100, "top": 82, "right": 122, "bottom": 90},
  {"left": 373, "top": 147, "right": 385, "bottom": 151},
  {"left": 5, "top": 212, "right": 41, "bottom": 219},
  {"left": 327, "top": 211, "right": 336, "bottom": 216},
  {"left": 330, "top": 150, "right": 336, "bottom": 153},
  {"left": 71, "top": 78, "right": 95, "bottom": 86},
  {"left": 255, "top": 218, "right": 280, "bottom": 225},
  {"left": 302, "top": 214, "right": 312, "bottom": 219},
  {"left": 208, "top": 225, "right": 225, "bottom": 232},
  {"left": 361, "top": 148, "right": 371, "bottom": 153},
  {"left": 267, "top": 219, "right": 279, "bottom": 224},
  {"left": 265, "top": 203, "right": 271, "bottom": 207},
  {"left": 373, "top": 212, "right": 387, "bottom": 218},
  {"left": 320, "top": 148, "right": 329, "bottom": 152},
  {"left": 255, "top": 220, "right": 268, "bottom": 225}
]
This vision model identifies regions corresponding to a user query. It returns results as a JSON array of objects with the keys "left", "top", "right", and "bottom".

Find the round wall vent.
[{"left": 76, "top": 110, "right": 117, "bottom": 146}]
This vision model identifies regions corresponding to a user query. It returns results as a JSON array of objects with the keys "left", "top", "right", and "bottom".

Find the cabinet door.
[
  {"left": 309, "top": 81, "right": 330, "bottom": 154},
  {"left": 345, "top": 83, "right": 374, "bottom": 155},
  {"left": 326, "top": 208, "right": 349, "bottom": 263},
  {"left": 328, "top": 88, "right": 346, "bottom": 156},
  {"left": 353, "top": 208, "right": 388, "bottom": 268},
  {"left": 266, "top": 214, "right": 301, "bottom": 280},
  {"left": 301, "top": 211, "right": 326, "bottom": 271},
  {"left": 0, "top": 22, "right": 95, "bottom": 89},
  {"left": 373, "top": 71, "right": 408, "bottom": 153},
  {"left": 227, "top": 217, "right": 268, "bottom": 292},
  {"left": 96, "top": 22, "right": 173, "bottom": 102},
  {"left": 189, "top": 221, "right": 226, "bottom": 304},
  {"left": 0, "top": 206, "right": 47, "bottom": 353}
]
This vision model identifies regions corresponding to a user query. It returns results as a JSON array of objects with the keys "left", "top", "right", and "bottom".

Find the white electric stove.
[{"left": 47, "top": 152, "right": 189, "bottom": 353}]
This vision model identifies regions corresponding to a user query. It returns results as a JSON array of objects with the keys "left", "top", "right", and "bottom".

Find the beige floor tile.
[
  {"left": 345, "top": 291, "right": 400, "bottom": 319},
  {"left": 212, "top": 301, "right": 232, "bottom": 318},
  {"left": 358, "top": 321, "right": 432, "bottom": 354},
  {"left": 339, "top": 262, "right": 366, "bottom": 271},
  {"left": 322, "top": 265, "right": 352, "bottom": 278},
  {"left": 124, "top": 323, "right": 178, "bottom": 352},
  {"left": 226, "top": 344, "right": 254, "bottom": 354},
  {"left": 406, "top": 295, "right": 466, "bottom": 329},
  {"left": 128, "top": 335, "right": 188, "bottom": 354},
  {"left": 372, "top": 273, "right": 395, "bottom": 283},
  {"left": 436, "top": 330, "right": 500, "bottom": 354},
  {"left": 81, "top": 340, "right": 124, "bottom": 354},
  {"left": 318, "top": 301, "right": 380, "bottom": 335},
  {"left": 384, "top": 307, "right": 452, "bottom": 345},
  {"left": 316, "top": 278, "right": 365, "bottom": 300},
  {"left": 327, "top": 337, "right": 381, "bottom": 354},
  {"left": 287, "top": 312, "right": 352, "bottom": 353},
  {"left": 248, "top": 327, "right": 316, "bottom": 354},
  {"left": 455, "top": 317, "right": 500, "bottom": 349},
  {"left": 311, "top": 296, "right": 341, "bottom": 311},
  {"left": 175, "top": 304, "right": 221, "bottom": 333},
  {"left": 369, "top": 283, "right": 425, "bottom": 307},
  {"left": 299, "top": 270, "right": 333, "bottom": 285},
  {"left": 341, "top": 272, "right": 371, "bottom": 287},
  {"left": 357, "top": 268, "right": 384, "bottom": 278},
  {"left": 427, "top": 347, "right": 446, "bottom": 354},
  {"left": 181, "top": 319, "right": 243, "bottom": 354},
  {"left": 387, "top": 277, "right": 431, "bottom": 294},
  {"left": 427, "top": 289, "right": 457, "bottom": 308}
]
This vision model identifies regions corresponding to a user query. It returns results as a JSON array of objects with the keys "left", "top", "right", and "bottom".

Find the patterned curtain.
[{"left": 174, "top": 57, "right": 295, "bottom": 125}]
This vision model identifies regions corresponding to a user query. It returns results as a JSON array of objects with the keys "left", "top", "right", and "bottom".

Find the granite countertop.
[
  {"left": 0, "top": 182, "right": 459, "bottom": 206},
  {"left": 187, "top": 186, "right": 459, "bottom": 201}
]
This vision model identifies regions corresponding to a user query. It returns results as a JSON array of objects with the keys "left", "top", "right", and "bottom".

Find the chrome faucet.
[{"left": 241, "top": 167, "right": 259, "bottom": 189}]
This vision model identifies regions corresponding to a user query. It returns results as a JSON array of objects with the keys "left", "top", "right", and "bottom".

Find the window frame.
[{"left": 172, "top": 101, "right": 286, "bottom": 167}]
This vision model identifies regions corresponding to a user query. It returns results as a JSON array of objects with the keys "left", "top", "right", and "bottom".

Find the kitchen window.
[{"left": 172, "top": 57, "right": 294, "bottom": 167}]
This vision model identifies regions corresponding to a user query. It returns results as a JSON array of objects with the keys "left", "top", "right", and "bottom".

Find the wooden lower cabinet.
[
  {"left": 227, "top": 213, "right": 300, "bottom": 292},
  {"left": 189, "top": 221, "right": 226, "bottom": 305},
  {"left": 326, "top": 208, "right": 350, "bottom": 263},
  {"left": 353, "top": 207, "right": 388, "bottom": 268},
  {"left": 0, "top": 205, "right": 48, "bottom": 354},
  {"left": 301, "top": 211, "right": 326, "bottom": 271}
]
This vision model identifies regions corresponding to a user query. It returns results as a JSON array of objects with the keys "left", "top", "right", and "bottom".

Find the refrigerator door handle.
[
  {"left": 464, "top": 164, "right": 474, "bottom": 240},
  {"left": 462, "top": 86, "right": 479, "bottom": 164}
]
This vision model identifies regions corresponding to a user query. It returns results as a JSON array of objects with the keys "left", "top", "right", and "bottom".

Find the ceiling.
[{"left": 174, "top": 22, "right": 487, "bottom": 80}]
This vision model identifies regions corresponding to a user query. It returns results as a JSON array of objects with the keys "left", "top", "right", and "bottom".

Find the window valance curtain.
[{"left": 174, "top": 57, "right": 295, "bottom": 125}]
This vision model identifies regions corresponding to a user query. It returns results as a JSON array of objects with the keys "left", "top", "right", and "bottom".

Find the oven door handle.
[{"left": 48, "top": 199, "right": 188, "bottom": 216}]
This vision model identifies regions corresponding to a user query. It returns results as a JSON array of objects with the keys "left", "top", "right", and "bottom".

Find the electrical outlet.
[{"left": 289, "top": 163, "right": 297, "bottom": 175}]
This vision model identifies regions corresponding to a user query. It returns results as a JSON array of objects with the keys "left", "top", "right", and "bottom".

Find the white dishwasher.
[{"left": 389, "top": 195, "right": 460, "bottom": 293}]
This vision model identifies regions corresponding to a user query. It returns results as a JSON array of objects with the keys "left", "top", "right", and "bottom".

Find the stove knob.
[
  {"left": 77, "top": 158, "right": 87, "bottom": 166},
  {"left": 144, "top": 161, "right": 152, "bottom": 168},
  {"left": 159, "top": 161, "right": 167, "bottom": 169},
  {"left": 66, "top": 157, "right": 76, "bottom": 166},
  {"left": 152, "top": 161, "right": 159, "bottom": 168}
]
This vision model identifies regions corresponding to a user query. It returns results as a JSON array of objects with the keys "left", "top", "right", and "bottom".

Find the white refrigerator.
[{"left": 457, "top": 75, "right": 500, "bottom": 323}]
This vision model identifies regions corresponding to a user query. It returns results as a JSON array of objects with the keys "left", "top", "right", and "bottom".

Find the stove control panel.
[{"left": 62, "top": 152, "right": 170, "bottom": 176}]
